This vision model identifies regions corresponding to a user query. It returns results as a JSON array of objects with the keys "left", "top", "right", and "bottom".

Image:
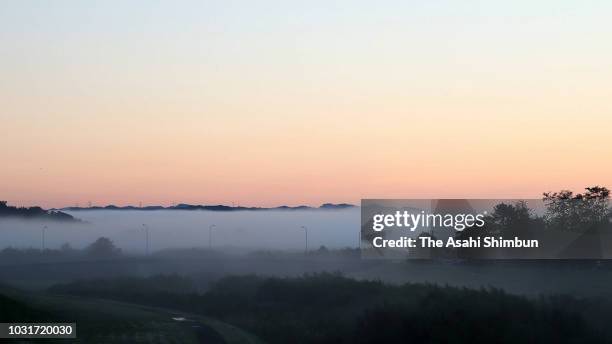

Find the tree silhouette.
[
  {"left": 85, "top": 237, "right": 121, "bottom": 257},
  {"left": 0, "top": 201, "right": 75, "bottom": 221},
  {"left": 543, "top": 186, "right": 610, "bottom": 231}
]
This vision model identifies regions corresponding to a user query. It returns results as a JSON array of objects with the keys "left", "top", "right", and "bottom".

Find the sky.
[{"left": 1, "top": 0, "right": 612, "bottom": 208}]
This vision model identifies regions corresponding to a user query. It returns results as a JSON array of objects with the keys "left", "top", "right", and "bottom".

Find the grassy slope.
[{"left": 0, "top": 285, "right": 263, "bottom": 344}]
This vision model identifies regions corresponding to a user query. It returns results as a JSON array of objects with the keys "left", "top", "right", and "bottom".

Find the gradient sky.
[{"left": 1, "top": 1, "right": 611, "bottom": 208}]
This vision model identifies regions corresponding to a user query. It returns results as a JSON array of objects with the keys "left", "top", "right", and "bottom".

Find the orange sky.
[{"left": 1, "top": 1, "right": 611, "bottom": 208}]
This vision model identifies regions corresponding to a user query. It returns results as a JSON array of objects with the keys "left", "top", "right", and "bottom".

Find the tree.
[
  {"left": 85, "top": 237, "right": 121, "bottom": 257},
  {"left": 60, "top": 243, "right": 76, "bottom": 254},
  {"left": 454, "top": 201, "right": 542, "bottom": 259},
  {"left": 543, "top": 186, "right": 610, "bottom": 231},
  {"left": 489, "top": 201, "right": 531, "bottom": 228}
]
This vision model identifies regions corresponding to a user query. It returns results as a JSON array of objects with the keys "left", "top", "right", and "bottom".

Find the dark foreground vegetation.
[
  {"left": 0, "top": 292, "right": 50, "bottom": 322},
  {"left": 49, "top": 273, "right": 612, "bottom": 343}
]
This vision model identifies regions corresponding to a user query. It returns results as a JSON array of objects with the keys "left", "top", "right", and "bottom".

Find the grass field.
[{"left": 0, "top": 285, "right": 263, "bottom": 344}]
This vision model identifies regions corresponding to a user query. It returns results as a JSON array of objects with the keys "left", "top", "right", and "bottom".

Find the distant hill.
[
  {"left": 60, "top": 203, "right": 356, "bottom": 212},
  {"left": 0, "top": 201, "right": 77, "bottom": 221},
  {"left": 319, "top": 203, "right": 355, "bottom": 210}
]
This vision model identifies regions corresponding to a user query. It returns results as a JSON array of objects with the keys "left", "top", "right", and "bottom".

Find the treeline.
[
  {"left": 484, "top": 186, "right": 610, "bottom": 233},
  {"left": 449, "top": 186, "right": 612, "bottom": 259},
  {"left": 0, "top": 237, "right": 121, "bottom": 264},
  {"left": 0, "top": 201, "right": 75, "bottom": 221},
  {"left": 49, "top": 273, "right": 612, "bottom": 343}
]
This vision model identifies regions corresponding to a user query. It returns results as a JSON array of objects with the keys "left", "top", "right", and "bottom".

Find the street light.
[
  {"left": 209, "top": 224, "right": 216, "bottom": 249},
  {"left": 300, "top": 226, "right": 308, "bottom": 254},
  {"left": 142, "top": 224, "right": 149, "bottom": 256},
  {"left": 42, "top": 225, "right": 47, "bottom": 251}
]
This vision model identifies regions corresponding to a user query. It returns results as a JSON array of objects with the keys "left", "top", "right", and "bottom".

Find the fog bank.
[{"left": 0, "top": 209, "right": 360, "bottom": 253}]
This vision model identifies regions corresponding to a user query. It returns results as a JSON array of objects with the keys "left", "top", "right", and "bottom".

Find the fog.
[
  {"left": 3, "top": 208, "right": 612, "bottom": 302},
  {"left": 0, "top": 209, "right": 361, "bottom": 253}
]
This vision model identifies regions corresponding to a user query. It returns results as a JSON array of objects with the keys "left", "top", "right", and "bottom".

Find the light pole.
[
  {"left": 209, "top": 224, "right": 216, "bottom": 249},
  {"left": 300, "top": 226, "right": 308, "bottom": 254},
  {"left": 42, "top": 225, "right": 47, "bottom": 251},
  {"left": 142, "top": 224, "right": 149, "bottom": 256}
]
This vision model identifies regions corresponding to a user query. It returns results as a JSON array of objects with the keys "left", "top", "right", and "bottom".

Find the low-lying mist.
[{"left": 0, "top": 209, "right": 360, "bottom": 253}]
